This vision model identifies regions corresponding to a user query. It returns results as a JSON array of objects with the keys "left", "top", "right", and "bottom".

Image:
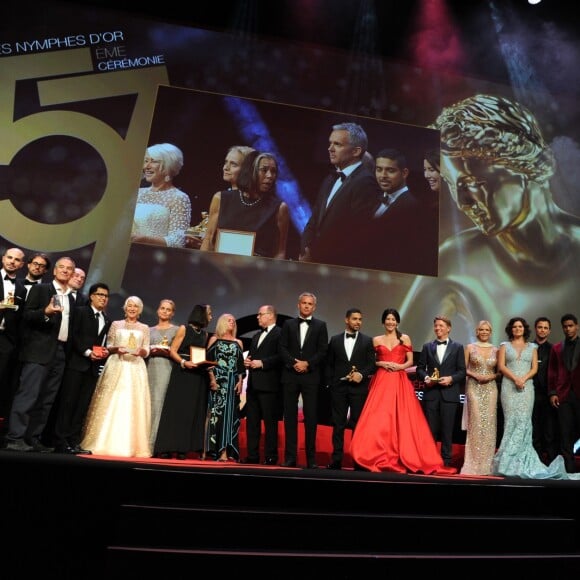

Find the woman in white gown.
[{"left": 81, "top": 296, "right": 152, "bottom": 457}]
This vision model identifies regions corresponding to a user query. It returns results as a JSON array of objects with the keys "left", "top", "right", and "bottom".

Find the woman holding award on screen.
[
  {"left": 131, "top": 142, "right": 192, "bottom": 248},
  {"left": 200, "top": 150, "right": 289, "bottom": 259}
]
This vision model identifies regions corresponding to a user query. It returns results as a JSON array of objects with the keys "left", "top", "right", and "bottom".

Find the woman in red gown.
[{"left": 350, "top": 308, "right": 456, "bottom": 475}]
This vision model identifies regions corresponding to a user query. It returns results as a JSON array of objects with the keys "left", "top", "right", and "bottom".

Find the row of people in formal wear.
[
  {"left": 0, "top": 248, "right": 90, "bottom": 453},
  {"left": 3, "top": 250, "right": 580, "bottom": 479}
]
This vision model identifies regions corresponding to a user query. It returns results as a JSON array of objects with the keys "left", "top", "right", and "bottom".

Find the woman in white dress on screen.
[{"left": 131, "top": 142, "right": 191, "bottom": 248}]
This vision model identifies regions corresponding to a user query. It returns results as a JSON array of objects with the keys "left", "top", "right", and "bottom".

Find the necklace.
[
  {"left": 239, "top": 190, "right": 262, "bottom": 207},
  {"left": 475, "top": 341, "right": 494, "bottom": 347},
  {"left": 189, "top": 324, "right": 202, "bottom": 334}
]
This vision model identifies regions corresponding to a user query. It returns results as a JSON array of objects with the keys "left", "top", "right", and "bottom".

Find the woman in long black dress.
[{"left": 154, "top": 304, "right": 212, "bottom": 459}]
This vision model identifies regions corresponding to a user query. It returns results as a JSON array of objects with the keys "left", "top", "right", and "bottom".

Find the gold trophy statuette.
[
  {"left": 429, "top": 368, "right": 440, "bottom": 382},
  {"left": 341, "top": 365, "right": 357, "bottom": 381},
  {"left": 3, "top": 292, "right": 14, "bottom": 306},
  {"left": 128, "top": 332, "right": 137, "bottom": 350},
  {"left": 161, "top": 335, "right": 169, "bottom": 347}
]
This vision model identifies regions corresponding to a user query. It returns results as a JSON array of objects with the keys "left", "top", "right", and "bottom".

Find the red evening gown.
[{"left": 350, "top": 344, "right": 456, "bottom": 475}]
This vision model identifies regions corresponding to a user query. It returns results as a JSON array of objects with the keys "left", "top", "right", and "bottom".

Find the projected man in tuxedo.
[
  {"left": 358, "top": 148, "right": 438, "bottom": 275},
  {"left": 299, "top": 122, "right": 380, "bottom": 269}
]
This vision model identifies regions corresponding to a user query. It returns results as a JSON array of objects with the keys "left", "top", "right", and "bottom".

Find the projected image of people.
[{"left": 400, "top": 93, "right": 580, "bottom": 344}]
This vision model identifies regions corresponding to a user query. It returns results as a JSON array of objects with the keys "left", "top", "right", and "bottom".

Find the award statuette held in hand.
[
  {"left": 429, "top": 368, "right": 440, "bottom": 382},
  {"left": 1, "top": 291, "right": 17, "bottom": 309},
  {"left": 340, "top": 365, "right": 357, "bottom": 381}
]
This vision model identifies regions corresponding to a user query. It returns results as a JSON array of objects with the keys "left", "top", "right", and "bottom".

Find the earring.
[{"left": 164, "top": 175, "right": 171, "bottom": 183}]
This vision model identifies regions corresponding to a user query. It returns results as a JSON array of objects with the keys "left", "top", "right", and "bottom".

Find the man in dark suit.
[
  {"left": 3, "top": 256, "right": 76, "bottom": 452},
  {"left": 548, "top": 313, "right": 580, "bottom": 473},
  {"left": 325, "top": 308, "right": 375, "bottom": 470},
  {"left": 299, "top": 122, "right": 380, "bottom": 269},
  {"left": 68, "top": 267, "right": 88, "bottom": 306},
  {"left": 0, "top": 247, "right": 26, "bottom": 427},
  {"left": 53, "top": 283, "right": 111, "bottom": 454},
  {"left": 532, "top": 316, "right": 558, "bottom": 465},
  {"left": 241, "top": 304, "right": 283, "bottom": 466},
  {"left": 416, "top": 315, "right": 466, "bottom": 467},
  {"left": 280, "top": 292, "right": 328, "bottom": 468},
  {"left": 359, "top": 148, "right": 438, "bottom": 275}
]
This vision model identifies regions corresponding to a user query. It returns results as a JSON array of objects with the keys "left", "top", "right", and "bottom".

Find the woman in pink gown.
[{"left": 350, "top": 308, "right": 456, "bottom": 475}]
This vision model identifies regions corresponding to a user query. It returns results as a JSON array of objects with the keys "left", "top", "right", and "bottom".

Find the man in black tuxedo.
[
  {"left": 280, "top": 292, "right": 328, "bottom": 468},
  {"left": 416, "top": 315, "right": 466, "bottom": 467},
  {"left": 325, "top": 308, "right": 375, "bottom": 470},
  {"left": 299, "top": 122, "right": 380, "bottom": 269},
  {"left": 53, "top": 283, "right": 111, "bottom": 454},
  {"left": 4, "top": 256, "right": 76, "bottom": 452},
  {"left": 241, "top": 304, "right": 283, "bottom": 466},
  {"left": 0, "top": 247, "right": 26, "bottom": 426},
  {"left": 68, "top": 267, "right": 88, "bottom": 306},
  {"left": 359, "top": 148, "right": 439, "bottom": 275},
  {"left": 21, "top": 253, "right": 51, "bottom": 295}
]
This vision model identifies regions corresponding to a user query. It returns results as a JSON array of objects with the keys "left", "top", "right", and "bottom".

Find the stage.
[{"left": 3, "top": 423, "right": 580, "bottom": 578}]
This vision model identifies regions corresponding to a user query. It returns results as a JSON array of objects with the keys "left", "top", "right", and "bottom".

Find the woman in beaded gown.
[
  {"left": 147, "top": 299, "right": 179, "bottom": 450},
  {"left": 460, "top": 321, "right": 500, "bottom": 475},
  {"left": 200, "top": 150, "right": 289, "bottom": 259},
  {"left": 350, "top": 309, "right": 456, "bottom": 475},
  {"left": 81, "top": 296, "right": 152, "bottom": 458},
  {"left": 492, "top": 317, "right": 580, "bottom": 480},
  {"left": 131, "top": 142, "right": 192, "bottom": 248},
  {"left": 205, "top": 313, "right": 246, "bottom": 462},
  {"left": 154, "top": 304, "right": 212, "bottom": 460}
]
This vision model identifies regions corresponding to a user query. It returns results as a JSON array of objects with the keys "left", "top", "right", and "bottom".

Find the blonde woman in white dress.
[
  {"left": 81, "top": 296, "right": 152, "bottom": 457},
  {"left": 131, "top": 143, "right": 191, "bottom": 248}
]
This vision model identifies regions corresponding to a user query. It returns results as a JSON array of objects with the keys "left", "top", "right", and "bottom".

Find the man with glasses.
[
  {"left": 21, "top": 253, "right": 50, "bottom": 297},
  {"left": 241, "top": 305, "right": 283, "bottom": 465},
  {"left": 53, "top": 283, "right": 111, "bottom": 454}
]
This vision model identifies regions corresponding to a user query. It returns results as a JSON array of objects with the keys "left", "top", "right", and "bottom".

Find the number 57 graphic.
[{"left": 0, "top": 48, "right": 168, "bottom": 289}]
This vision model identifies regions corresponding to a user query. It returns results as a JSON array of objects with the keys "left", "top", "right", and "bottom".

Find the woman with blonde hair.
[
  {"left": 460, "top": 320, "right": 500, "bottom": 475},
  {"left": 132, "top": 142, "right": 192, "bottom": 248},
  {"left": 205, "top": 313, "right": 246, "bottom": 462},
  {"left": 82, "top": 296, "right": 151, "bottom": 457}
]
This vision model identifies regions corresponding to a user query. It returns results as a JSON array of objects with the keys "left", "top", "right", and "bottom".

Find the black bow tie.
[
  {"left": 436, "top": 340, "right": 448, "bottom": 346},
  {"left": 95, "top": 311, "right": 102, "bottom": 319},
  {"left": 346, "top": 333, "right": 356, "bottom": 339},
  {"left": 4, "top": 275, "right": 15, "bottom": 283},
  {"left": 299, "top": 318, "right": 311, "bottom": 325},
  {"left": 23, "top": 280, "right": 38, "bottom": 285},
  {"left": 337, "top": 171, "right": 346, "bottom": 182},
  {"left": 261, "top": 327, "right": 269, "bottom": 334}
]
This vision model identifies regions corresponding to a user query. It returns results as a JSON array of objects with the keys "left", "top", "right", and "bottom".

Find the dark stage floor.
[{"left": 3, "top": 448, "right": 580, "bottom": 578}]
